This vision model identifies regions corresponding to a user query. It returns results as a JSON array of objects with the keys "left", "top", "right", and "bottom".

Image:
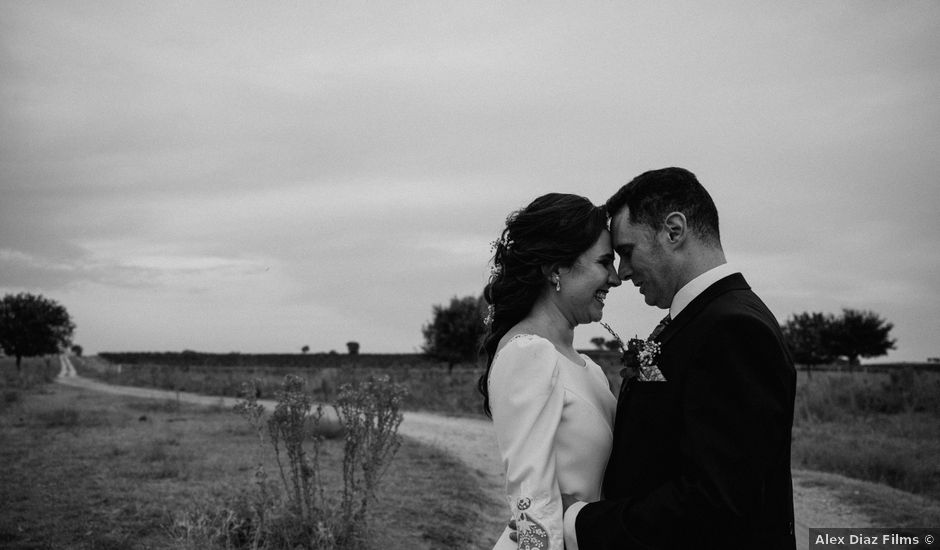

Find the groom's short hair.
[{"left": 606, "top": 167, "right": 721, "bottom": 245}]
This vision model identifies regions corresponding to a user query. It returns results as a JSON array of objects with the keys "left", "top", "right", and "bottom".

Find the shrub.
[
  {"left": 335, "top": 375, "right": 405, "bottom": 542},
  {"left": 222, "top": 374, "right": 407, "bottom": 549}
]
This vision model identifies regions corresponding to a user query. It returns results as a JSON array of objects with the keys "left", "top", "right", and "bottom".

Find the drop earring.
[{"left": 553, "top": 276, "right": 561, "bottom": 292}]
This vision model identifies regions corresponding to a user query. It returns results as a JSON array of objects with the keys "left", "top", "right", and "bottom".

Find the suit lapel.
[{"left": 656, "top": 273, "right": 751, "bottom": 346}]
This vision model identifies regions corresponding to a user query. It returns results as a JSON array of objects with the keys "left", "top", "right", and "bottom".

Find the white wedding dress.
[{"left": 489, "top": 334, "right": 617, "bottom": 550}]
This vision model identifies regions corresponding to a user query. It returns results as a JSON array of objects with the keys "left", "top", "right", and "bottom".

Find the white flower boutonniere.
[
  {"left": 602, "top": 322, "right": 667, "bottom": 382},
  {"left": 632, "top": 339, "right": 666, "bottom": 382}
]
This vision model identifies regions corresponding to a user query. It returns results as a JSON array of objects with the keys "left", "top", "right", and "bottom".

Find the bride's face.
[{"left": 556, "top": 230, "right": 621, "bottom": 325}]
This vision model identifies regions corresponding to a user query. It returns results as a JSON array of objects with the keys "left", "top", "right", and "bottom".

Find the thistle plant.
[
  {"left": 234, "top": 376, "right": 335, "bottom": 549},
  {"left": 233, "top": 379, "right": 271, "bottom": 550},
  {"left": 266, "top": 375, "right": 327, "bottom": 526},
  {"left": 336, "top": 375, "right": 406, "bottom": 542},
  {"left": 228, "top": 373, "right": 407, "bottom": 549}
]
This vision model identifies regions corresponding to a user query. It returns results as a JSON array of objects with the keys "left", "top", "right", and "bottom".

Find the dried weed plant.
[{"left": 179, "top": 374, "right": 406, "bottom": 549}]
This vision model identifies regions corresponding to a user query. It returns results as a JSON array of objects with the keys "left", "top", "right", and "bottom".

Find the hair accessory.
[
  {"left": 490, "top": 264, "right": 502, "bottom": 277},
  {"left": 483, "top": 304, "right": 495, "bottom": 326},
  {"left": 489, "top": 235, "right": 513, "bottom": 253}
]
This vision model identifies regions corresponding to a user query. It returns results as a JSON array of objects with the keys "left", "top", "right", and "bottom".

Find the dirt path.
[{"left": 55, "top": 356, "right": 869, "bottom": 549}]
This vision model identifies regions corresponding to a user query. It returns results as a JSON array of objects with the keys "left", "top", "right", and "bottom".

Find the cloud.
[{"left": 2, "top": 1, "right": 938, "bottom": 359}]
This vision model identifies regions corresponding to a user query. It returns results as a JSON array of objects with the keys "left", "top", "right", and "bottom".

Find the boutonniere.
[{"left": 601, "top": 322, "right": 667, "bottom": 382}]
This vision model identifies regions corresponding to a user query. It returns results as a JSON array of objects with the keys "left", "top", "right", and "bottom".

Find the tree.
[
  {"left": 301, "top": 345, "right": 310, "bottom": 354},
  {"left": 782, "top": 308, "right": 896, "bottom": 370},
  {"left": 346, "top": 341, "right": 360, "bottom": 355},
  {"left": 71, "top": 344, "right": 83, "bottom": 357},
  {"left": 781, "top": 312, "right": 836, "bottom": 375},
  {"left": 827, "top": 308, "right": 896, "bottom": 366},
  {"left": 590, "top": 336, "right": 607, "bottom": 350},
  {"left": 421, "top": 295, "right": 486, "bottom": 371},
  {"left": 0, "top": 292, "right": 75, "bottom": 371}
]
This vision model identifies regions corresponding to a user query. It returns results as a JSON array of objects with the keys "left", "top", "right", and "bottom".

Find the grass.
[
  {"left": 791, "top": 369, "right": 940, "bottom": 510},
  {"left": 0, "top": 361, "right": 488, "bottom": 550},
  {"left": 30, "top": 354, "right": 940, "bottom": 531}
]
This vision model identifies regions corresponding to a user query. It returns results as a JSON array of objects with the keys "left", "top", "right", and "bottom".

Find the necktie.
[{"left": 648, "top": 314, "right": 671, "bottom": 340}]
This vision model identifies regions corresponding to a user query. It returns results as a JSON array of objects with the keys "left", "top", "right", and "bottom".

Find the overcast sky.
[{"left": 2, "top": 1, "right": 938, "bottom": 361}]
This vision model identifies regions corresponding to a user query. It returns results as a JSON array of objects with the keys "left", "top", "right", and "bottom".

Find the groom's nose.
[{"left": 617, "top": 261, "right": 632, "bottom": 281}]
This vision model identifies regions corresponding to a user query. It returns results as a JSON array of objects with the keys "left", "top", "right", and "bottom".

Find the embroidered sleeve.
[{"left": 489, "top": 336, "right": 564, "bottom": 550}]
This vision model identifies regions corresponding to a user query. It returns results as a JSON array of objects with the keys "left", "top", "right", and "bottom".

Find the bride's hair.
[{"left": 478, "top": 193, "right": 608, "bottom": 417}]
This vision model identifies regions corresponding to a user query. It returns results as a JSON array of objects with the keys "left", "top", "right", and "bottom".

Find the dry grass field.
[
  {"left": 72, "top": 353, "right": 940, "bottom": 529},
  {"left": 0, "top": 357, "right": 486, "bottom": 549}
]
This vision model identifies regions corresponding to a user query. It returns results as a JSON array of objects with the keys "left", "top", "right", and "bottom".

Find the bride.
[{"left": 479, "top": 193, "right": 621, "bottom": 550}]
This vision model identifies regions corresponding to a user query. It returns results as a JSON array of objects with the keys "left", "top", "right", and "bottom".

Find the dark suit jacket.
[{"left": 575, "top": 273, "right": 796, "bottom": 549}]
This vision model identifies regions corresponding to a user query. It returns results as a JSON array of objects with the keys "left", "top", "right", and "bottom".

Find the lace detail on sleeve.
[{"left": 513, "top": 495, "right": 554, "bottom": 550}]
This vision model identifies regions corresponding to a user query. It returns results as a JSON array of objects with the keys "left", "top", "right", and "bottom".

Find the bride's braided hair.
[{"left": 478, "top": 193, "right": 607, "bottom": 417}]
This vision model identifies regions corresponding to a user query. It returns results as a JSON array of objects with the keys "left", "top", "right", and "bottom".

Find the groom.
[{"left": 564, "top": 168, "right": 797, "bottom": 549}]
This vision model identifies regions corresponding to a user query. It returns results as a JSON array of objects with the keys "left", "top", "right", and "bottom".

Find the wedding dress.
[{"left": 489, "top": 334, "right": 617, "bottom": 550}]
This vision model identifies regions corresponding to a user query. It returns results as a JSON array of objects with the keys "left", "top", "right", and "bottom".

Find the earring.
[{"left": 553, "top": 276, "right": 561, "bottom": 292}]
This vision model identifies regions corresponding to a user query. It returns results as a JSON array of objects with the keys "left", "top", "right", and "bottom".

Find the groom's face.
[{"left": 610, "top": 209, "right": 676, "bottom": 309}]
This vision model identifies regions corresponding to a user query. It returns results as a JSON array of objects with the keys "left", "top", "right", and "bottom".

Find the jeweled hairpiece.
[
  {"left": 489, "top": 235, "right": 513, "bottom": 253},
  {"left": 483, "top": 304, "right": 495, "bottom": 326}
]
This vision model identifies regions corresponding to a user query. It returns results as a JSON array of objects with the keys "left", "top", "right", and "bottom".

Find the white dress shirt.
[{"left": 670, "top": 262, "right": 739, "bottom": 320}]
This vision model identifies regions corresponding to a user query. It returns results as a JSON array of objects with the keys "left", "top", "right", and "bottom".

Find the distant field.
[
  {"left": 75, "top": 351, "right": 940, "bottom": 413},
  {"left": 97, "top": 351, "right": 443, "bottom": 369},
  {"left": 75, "top": 354, "right": 485, "bottom": 416}
]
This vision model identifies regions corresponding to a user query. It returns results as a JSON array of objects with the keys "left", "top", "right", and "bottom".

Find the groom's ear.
[{"left": 662, "top": 212, "right": 687, "bottom": 245}]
